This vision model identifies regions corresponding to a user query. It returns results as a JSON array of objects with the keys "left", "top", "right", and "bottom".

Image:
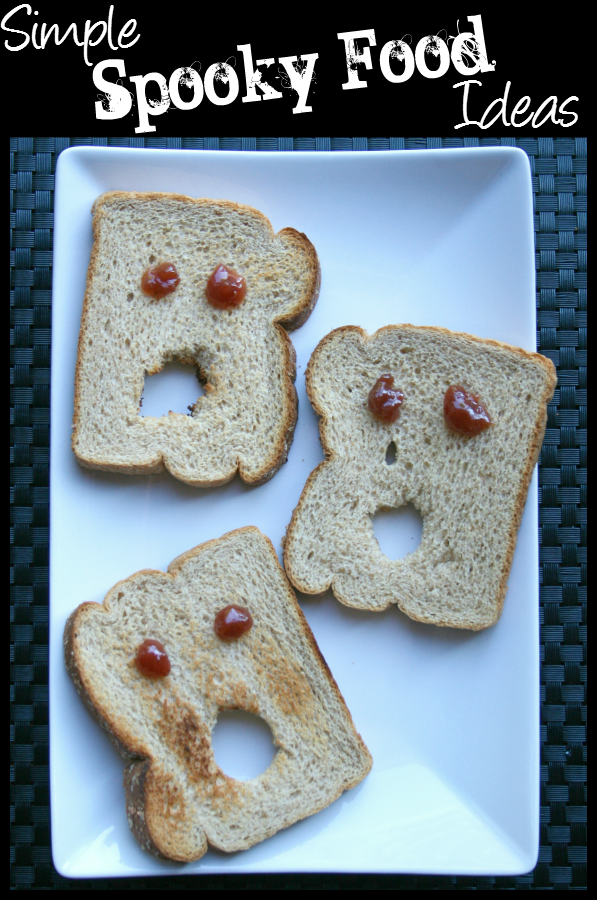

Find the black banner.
[{"left": 3, "top": 6, "right": 585, "bottom": 135}]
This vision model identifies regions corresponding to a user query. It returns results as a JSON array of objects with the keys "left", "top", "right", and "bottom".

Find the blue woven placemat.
[{"left": 10, "top": 136, "right": 587, "bottom": 890}]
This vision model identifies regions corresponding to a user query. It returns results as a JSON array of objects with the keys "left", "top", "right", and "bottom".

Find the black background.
[{"left": 3, "top": 6, "right": 585, "bottom": 135}]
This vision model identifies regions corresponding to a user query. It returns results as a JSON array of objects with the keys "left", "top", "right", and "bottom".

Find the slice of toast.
[
  {"left": 284, "top": 325, "right": 556, "bottom": 630},
  {"left": 64, "top": 528, "right": 372, "bottom": 862},
  {"left": 72, "top": 192, "right": 320, "bottom": 486}
]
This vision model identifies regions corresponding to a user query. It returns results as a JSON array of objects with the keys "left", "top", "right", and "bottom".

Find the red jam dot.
[
  {"left": 135, "top": 639, "right": 171, "bottom": 677},
  {"left": 141, "top": 262, "right": 180, "bottom": 299},
  {"left": 444, "top": 385, "right": 492, "bottom": 435},
  {"left": 206, "top": 264, "right": 247, "bottom": 309},
  {"left": 368, "top": 374, "right": 404, "bottom": 423},
  {"left": 214, "top": 604, "right": 253, "bottom": 640}
]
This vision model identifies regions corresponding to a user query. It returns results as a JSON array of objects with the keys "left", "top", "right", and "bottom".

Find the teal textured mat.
[{"left": 10, "top": 136, "right": 586, "bottom": 889}]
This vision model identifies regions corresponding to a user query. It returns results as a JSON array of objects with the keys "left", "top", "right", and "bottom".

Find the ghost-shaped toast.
[
  {"left": 72, "top": 193, "right": 320, "bottom": 486},
  {"left": 64, "top": 528, "right": 371, "bottom": 862},
  {"left": 284, "top": 325, "right": 556, "bottom": 629}
]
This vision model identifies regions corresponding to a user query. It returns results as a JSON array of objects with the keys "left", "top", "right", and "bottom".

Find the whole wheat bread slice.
[
  {"left": 72, "top": 192, "right": 320, "bottom": 486},
  {"left": 64, "top": 527, "right": 372, "bottom": 862},
  {"left": 284, "top": 325, "right": 556, "bottom": 630}
]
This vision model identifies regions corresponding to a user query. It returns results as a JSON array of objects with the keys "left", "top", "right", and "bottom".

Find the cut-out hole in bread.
[
  {"left": 372, "top": 504, "right": 424, "bottom": 560},
  {"left": 211, "top": 709, "right": 276, "bottom": 780},
  {"left": 139, "top": 359, "right": 205, "bottom": 418},
  {"left": 385, "top": 441, "right": 397, "bottom": 465}
]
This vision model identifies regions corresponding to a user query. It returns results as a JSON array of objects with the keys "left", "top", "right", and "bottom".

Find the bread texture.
[
  {"left": 64, "top": 527, "right": 372, "bottom": 862},
  {"left": 72, "top": 192, "right": 320, "bottom": 486},
  {"left": 284, "top": 325, "right": 556, "bottom": 630}
]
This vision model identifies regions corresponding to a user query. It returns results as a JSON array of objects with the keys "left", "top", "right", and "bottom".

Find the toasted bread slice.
[
  {"left": 284, "top": 325, "right": 556, "bottom": 630},
  {"left": 72, "top": 192, "right": 320, "bottom": 486},
  {"left": 64, "top": 528, "right": 371, "bottom": 862}
]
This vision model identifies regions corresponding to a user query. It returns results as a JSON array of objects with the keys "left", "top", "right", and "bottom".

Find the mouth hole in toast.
[
  {"left": 139, "top": 358, "right": 206, "bottom": 418},
  {"left": 372, "top": 503, "right": 424, "bottom": 560},
  {"left": 211, "top": 709, "right": 276, "bottom": 780}
]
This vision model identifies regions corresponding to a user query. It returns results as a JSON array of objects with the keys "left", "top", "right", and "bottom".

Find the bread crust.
[
  {"left": 285, "top": 324, "right": 556, "bottom": 629},
  {"left": 64, "top": 527, "right": 371, "bottom": 862},
  {"left": 72, "top": 193, "right": 321, "bottom": 487}
]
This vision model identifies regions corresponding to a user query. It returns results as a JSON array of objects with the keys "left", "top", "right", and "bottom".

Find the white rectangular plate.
[{"left": 50, "top": 146, "right": 539, "bottom": 877}]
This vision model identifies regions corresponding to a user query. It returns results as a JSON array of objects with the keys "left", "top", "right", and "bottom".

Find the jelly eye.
[
  {"left": 206, "top": 265, "right": 247, "bottom": 309},
  {"left": 214, "top": 604, "right": 253, "bottom": 640},
  {"left": 443, "top": 385, "right": 492, "bottom": 435},
  {"left": 368, "top": 374, "right": 404, "bottom": 423},
  {"left": 141, "top": 262, "right": 180, "bottom": 298},
  {"left": 135, "top": 639, "right": 171, "bottom": 677}
]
